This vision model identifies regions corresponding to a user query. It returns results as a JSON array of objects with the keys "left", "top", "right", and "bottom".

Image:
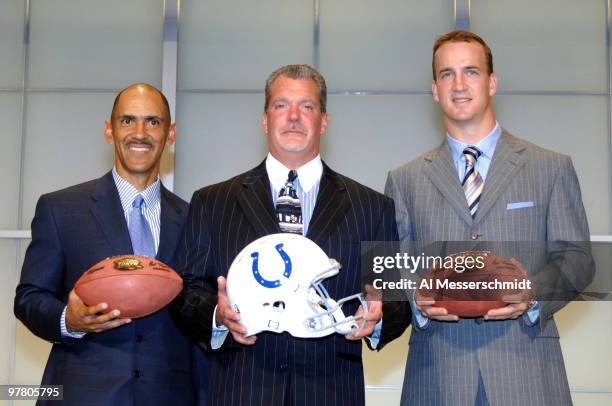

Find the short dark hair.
[
  {"left": 111, "top": 83, "right": 171, "bottom": 121},
  {"left": 432, "top": 30, "right": 493, "bottom": 80},
  {"left": 264, "top": 64, "right": 327, "bottom": 113}
]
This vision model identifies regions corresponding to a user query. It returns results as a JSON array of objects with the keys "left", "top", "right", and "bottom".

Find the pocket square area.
[{"left": 506, "top": 201, "right": 534, "bottom": 210}]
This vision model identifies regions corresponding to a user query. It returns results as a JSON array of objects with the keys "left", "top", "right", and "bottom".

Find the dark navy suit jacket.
[{"left": 14, "top": 171, "right": 206, "bottom": 406}]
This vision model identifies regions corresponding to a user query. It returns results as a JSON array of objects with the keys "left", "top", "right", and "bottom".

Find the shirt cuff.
[
  {"left": 411, "top": 299, "right": 430, "bottom": 329},
  {"left": 366, "top": 319, "right": 383, "bottom": 349},
  {"left": 60, "top": 306, "right": 86, "bottom": 339},
  {"left": 525, "top": 301, "right": 540, "bottom": 325},
  {"left": 211, "top": 305, "right": 229, "bottom": 350}
]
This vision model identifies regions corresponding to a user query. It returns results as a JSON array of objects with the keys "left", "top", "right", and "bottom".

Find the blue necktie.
[
  {"left": 129, "top": 195, "right": 156, "bottom": 258},
  {"left": 276, "top": 170, "right": 303, "bottom": 234}
]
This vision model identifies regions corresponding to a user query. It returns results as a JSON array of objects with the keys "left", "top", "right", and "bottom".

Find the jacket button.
[
  {"left": 136, "top": 334, "right": 144, "bottom": 342},
  {"left": 471, "top": 232, "right": 479, "bottom": 240},
  {"left": 134, "top": 370, "right": 142, "bottom": 378}
]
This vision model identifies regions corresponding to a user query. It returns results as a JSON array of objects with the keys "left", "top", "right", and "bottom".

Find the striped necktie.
[
  {"left": 276, "top": 170, "right": 303, "bottom": 234},
  {"left": 462, "top": 146, "right": 484, "bottom": 218}
]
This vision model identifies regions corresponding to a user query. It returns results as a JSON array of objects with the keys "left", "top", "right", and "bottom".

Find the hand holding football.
[
  {"left": 416, "top": 251, "right": 533, "bottom": 318},
  {"left": 74, "top": 255, "right": 183, "bottom": 318}
]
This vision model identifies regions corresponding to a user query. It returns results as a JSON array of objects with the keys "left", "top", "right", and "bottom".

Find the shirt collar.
[
  {"left": 447, "top": 121, "right": 501, "bottom": 164},
  {"left": 112, "top": 167, "right": 161, "bottom": 212},
  {"left": 265, "top": 153, "right": 323, "bottom": 193}
]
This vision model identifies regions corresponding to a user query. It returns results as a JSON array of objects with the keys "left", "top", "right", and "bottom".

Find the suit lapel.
[
  {"left": 474, "top": 130, "right": 527, "bottom": 224},
  {"left": 89, "top": 172, "right": 133, "bottom": 254},
  {"left": 423, "top": 142, "right": 473, "bottom": 225},
  {"left": 307, "top": 163, "right": 350, "bottom": 247},
  {"left": 157, "top": 185, "right": 185, "bottom": 263},
  {"left": 237, "top": 161, "right": 280, "bottom": 238}
]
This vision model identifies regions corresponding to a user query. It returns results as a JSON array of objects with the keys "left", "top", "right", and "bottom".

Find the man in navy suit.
[
  {"left": 171, "top": 64, "right": 402, "bottom": 406},
  {"left": 15, "top": 83, "right": 205, "bottom": 405}
]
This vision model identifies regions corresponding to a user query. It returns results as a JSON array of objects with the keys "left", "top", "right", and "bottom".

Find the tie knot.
[
  {"left": 132, "top": 195, "right": 145, "bottom": 209},
  {"left": 287, "top": 170, "right": 298, "bottom": 183},
  {"left": 463, "top": 146, "right": 482, "bottom": 163}
]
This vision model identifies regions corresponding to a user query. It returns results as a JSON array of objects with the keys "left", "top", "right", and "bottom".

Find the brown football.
[
  {"left": 416, "top": 251, "right": 533, "bottom": 318},
  {"left": 74, "top": 255, "right": 183, "bottom": 318}
]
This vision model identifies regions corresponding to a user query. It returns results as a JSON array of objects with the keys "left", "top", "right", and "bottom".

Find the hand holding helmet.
[
  {"left": 215, "top": 275, "right": 256, "bottom": 345},
  {"left": 225, "top": 233, "right": 369, "bottom": 339}
]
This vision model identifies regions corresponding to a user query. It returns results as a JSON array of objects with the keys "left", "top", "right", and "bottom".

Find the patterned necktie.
[
  {"left": 276, "top": 170, "right": 303, "bottom": 234},
  {"left": 462, "top": 146, "right": 484, "bottom": 218},
  {"left": 128, "top": 195, "right": 156, "bottom": 257}
]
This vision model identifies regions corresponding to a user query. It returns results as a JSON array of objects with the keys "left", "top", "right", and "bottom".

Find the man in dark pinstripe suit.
[
  {"left": 171, "top": 64, "right": 403, "bottom": 405},
  {"left": 381, "top": 31, "right": 593, "bottom": 405}
]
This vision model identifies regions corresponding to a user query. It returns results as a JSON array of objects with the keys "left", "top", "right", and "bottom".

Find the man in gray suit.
[{"left": 382, "top": 30, "right": 593, "bottom": 405}]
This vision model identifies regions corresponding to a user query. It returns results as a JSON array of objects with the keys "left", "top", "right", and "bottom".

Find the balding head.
[{"left": 111, "top": 83, "right": 171, "bottom": 123}]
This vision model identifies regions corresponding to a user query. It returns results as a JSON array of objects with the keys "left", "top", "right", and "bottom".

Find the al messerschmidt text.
[{"left": 373, "top": 278, "right": 532, "bottom": 290}]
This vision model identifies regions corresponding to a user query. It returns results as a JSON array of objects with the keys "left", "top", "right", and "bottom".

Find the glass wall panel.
[
  {"left": 174, "top": 93, "right": 267, "bottom": 200},
  {"left": 0, "top": 93, "right": 23, "bottom": 229},
  {"left": 495, "top": 95, "right": 609, "bottom": 234},
  {"left": 178, "top": 0, "right": 314, "bottom": 90},
  {"left": 363, "top": 329, "right": 409, "bottom": 390},
  {"left": 0, "top": 241, "right": 17, "bottom": 385},
  {"left": 28, "top": 0, "right": 164, "bottom": 89},
  {"left": 471, "top": 0, "right": 607, "bottom": 92},
  {"left": 323, "top": 95, "right": 444, "bottom": 192},
  {"left": 556, "top": 303, "right": 612, "bottom": 394},
  {"left": 21, "top": 93, "right": 116, "bottom": 227},
  {"left": 0, "top": 0, "right": 26, "bottom": 88},
  {"left": 13, "top": 238, "right": 51, "bottom": 387},
  {"left": 320, "top": 0, "right": 454, "bottom": 91}
]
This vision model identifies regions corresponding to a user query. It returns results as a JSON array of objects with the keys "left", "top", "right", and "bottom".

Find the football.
[
  {"left": 74, "top": 255, "right": 183, "bottom": 318},
  {"left": 416, "top": 251, "right": 533, "bottom": 317}
]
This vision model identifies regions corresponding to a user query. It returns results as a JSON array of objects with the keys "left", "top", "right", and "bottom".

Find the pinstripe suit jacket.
[
  {"left": 171, "top": 160, "right": 399, "bottom": 406},
  {"left": 382, "top": 130, "right": 593, "bottom": 406}
]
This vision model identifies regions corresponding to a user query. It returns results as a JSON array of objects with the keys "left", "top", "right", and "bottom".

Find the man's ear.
[
  {"left": 166, "top": 122, "right": 177, "bottom": 146},
  {"left": 431, "top": 80, "right": 440, "bottom": 103},
  {"left": 320, "top": 113, "right": 329, "bottom": 135},
  {"left": 488, "top": 73, "right": 498, "bottom": 96},
  {"left": 262, "top": 112, "right": 269, "bottom": 135},
  {"left": 103, "top": 120, "right": 114, "bottom": 144}
]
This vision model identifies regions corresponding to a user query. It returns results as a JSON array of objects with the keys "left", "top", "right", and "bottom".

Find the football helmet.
[{"left": 226, "top": 233, "right": 368, "bottom": 338}]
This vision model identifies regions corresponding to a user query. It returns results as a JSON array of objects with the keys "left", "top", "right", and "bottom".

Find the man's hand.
[
  {"left": 344, "top": 301, "right": 382, "bottom": 340},
  {"left": 345, "top": 285, "right": 383, "bottom": 340},
  {"left": 65, "top": 289, "right": 131, "bottom": 333},
  {"left": 216, "top": 276, "right": 256, "bottom": 345},
  {"left": 484, "top": 301, "right": 530, "bottom": 320},
  {"left": 415, "top": 297, "right": 459, "bottom": 322},
  {"left": 484, "top": 290, "right": 533, "bottom": 320}
]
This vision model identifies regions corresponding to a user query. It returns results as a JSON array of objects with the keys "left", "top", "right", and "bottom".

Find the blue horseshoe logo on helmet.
[{"left": 251, "top": 243, "right": 292, "bottom": 288}]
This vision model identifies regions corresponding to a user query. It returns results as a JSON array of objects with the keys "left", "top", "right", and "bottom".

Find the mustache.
[
  {"left": 281, "top": 124, "right": 307, "bottom": 134},
  {"left": 126, "top": 138, "right": 153, "bottom": 147}
]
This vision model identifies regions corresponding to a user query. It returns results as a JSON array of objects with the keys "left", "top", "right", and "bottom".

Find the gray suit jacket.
[{"left": 383, "top": 130, "right": 593, "bottom": 406}]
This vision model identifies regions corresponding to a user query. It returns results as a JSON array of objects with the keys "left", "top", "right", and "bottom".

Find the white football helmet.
[{"left": 226, "top": 233, "right": 368, "bottom": 338}]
